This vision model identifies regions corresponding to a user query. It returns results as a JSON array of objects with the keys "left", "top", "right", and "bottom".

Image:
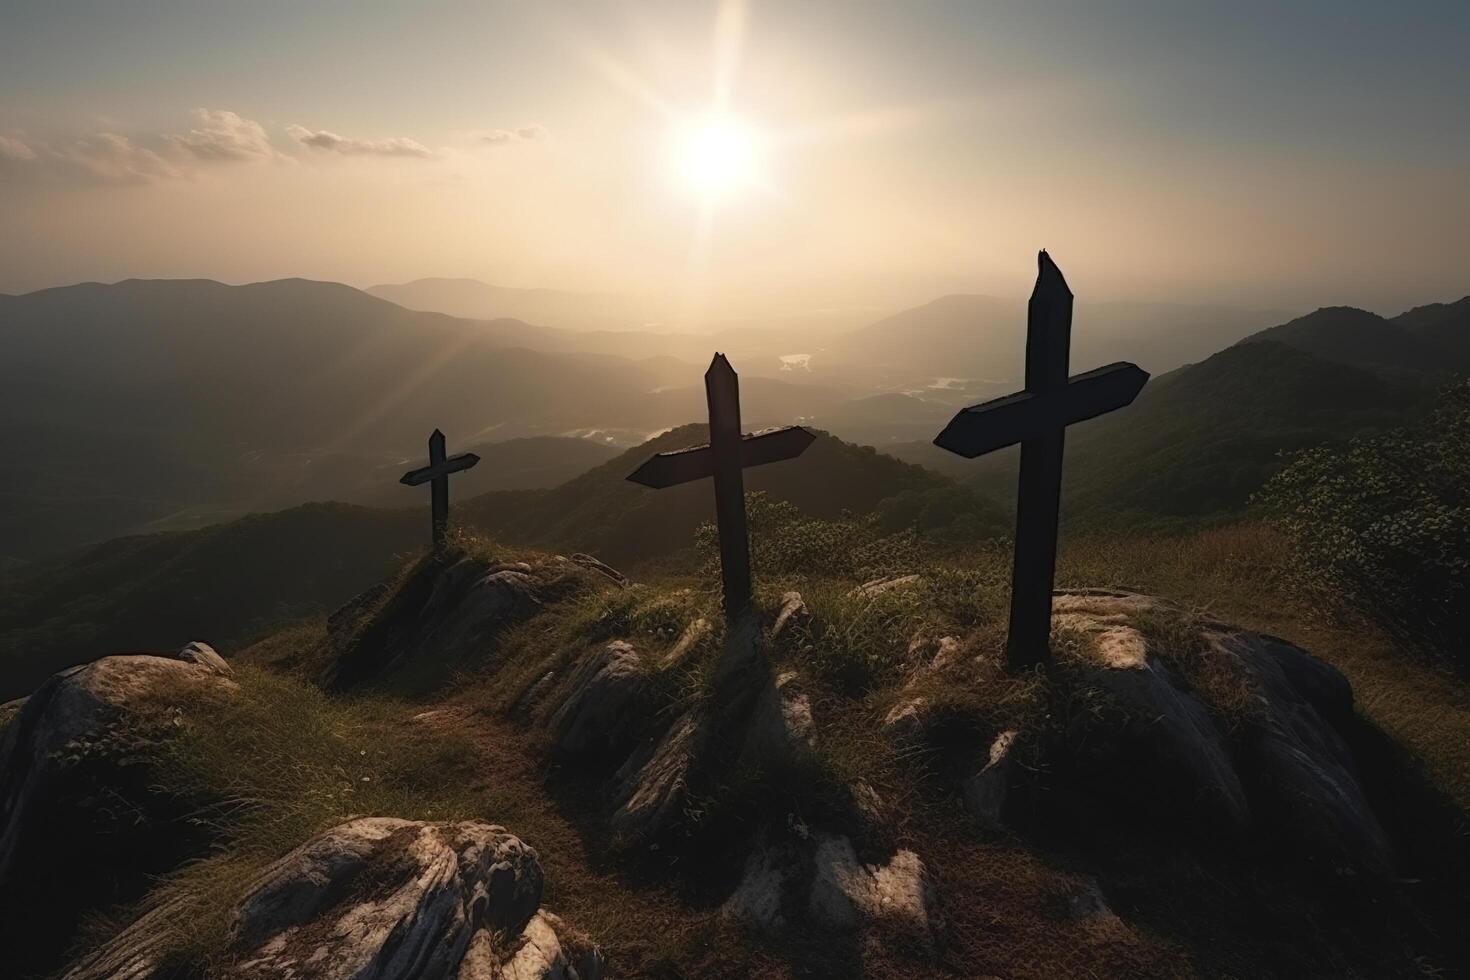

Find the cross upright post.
[
  {"left": 627, "top": 353, "right": 815, "bottom": 622},
  {"left": 933, "top": 252, "right": 1149, "bottom": 668},
  {"left": 400, "top": 428, "right": 481, "bottom": 553}
]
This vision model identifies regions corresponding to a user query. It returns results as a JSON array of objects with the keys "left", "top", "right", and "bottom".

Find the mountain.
[
  {"left": 0, "top": 502, "right": 422, "bottom": 700},
  {"left": 918, "top": 341, "right": 1426, "bottom": 530},
  {"left": 1236, "top": 297, "right": 1470, "bottom": 377},
  {"left": 458, "top": 424, "right": 1003, "bottom": 568},
  {"left": 821, "top": 294, "right": 1275, "bottom": 396},
  {"left": 367, "top": 277, "right": 645, "bottom": 331},
  {"left": 0, "top": 279, "right": 848, "bottom": 559}
]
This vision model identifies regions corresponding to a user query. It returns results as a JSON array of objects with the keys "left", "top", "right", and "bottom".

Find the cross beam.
[
  {"left": 400, "top": 429, "right": 480, "bottom": 553},
  {"left": 627, "top": 354, "right": 815, "bottom": 619},
  {"left": 933, "top": 252, "right": 1149, "bottom": 668}
]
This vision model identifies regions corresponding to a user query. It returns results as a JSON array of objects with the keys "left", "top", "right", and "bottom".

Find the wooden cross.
[
  {"left": 400, "top": 429, "right": 480, "bottom": 553},
  {"left": 933, "top": 252, "right": 1149, "bottom": 669},
  {"left": 627, "top": 354, "right": 815, "bottom": 620}
]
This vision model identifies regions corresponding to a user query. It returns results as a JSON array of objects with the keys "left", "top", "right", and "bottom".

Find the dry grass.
[{"left": 69, "top": 520, "right": 1470, "bottom": 979}]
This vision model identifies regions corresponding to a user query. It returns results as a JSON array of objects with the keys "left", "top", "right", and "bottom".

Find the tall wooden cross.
[
  {"left": 400, "top": 429, "right": 480, "bottom": 553},
  {"left": 627, "top": 354, "right": 815, "bottom": 620},
  {"left": 933, "top": 252, "right": 1149, "bottom": 669}
]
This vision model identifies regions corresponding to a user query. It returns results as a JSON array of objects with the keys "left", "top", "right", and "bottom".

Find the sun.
[{"left": 670, "top": 113, "right": 762, "bottom": 201}]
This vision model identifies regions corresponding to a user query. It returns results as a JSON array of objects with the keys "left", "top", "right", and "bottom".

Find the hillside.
[
  {"left": 6, "top": 522, "right": 1466, "bottom": 979},
  {"left": 1239, "top": 305, "right": 1455, "bottom": 376},
  {"left": 458, "top": 424, "right": 1006, "bottom": 567},
  {"left": 0, "top": 502, "right": 421, "bottom": 700},
  {"left": 822, "top": 293, "right": 1274, "bottom": 395},
  {"left": 970, "top": 341, "right": 1425, "bottom": 529}
]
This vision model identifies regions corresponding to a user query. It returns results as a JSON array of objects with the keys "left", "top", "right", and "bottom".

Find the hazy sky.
[{"left": 2, "top": 1, "right": 1466, "bottom": 317}]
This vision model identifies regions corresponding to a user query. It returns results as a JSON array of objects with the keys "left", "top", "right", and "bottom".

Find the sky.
[{"left": 2, "top": 0, "right": 1467, "bottom": 319}]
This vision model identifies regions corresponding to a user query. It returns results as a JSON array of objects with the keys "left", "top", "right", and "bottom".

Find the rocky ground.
[{"left": 0, "top": 539, "right": 1466, "bottom": 978}]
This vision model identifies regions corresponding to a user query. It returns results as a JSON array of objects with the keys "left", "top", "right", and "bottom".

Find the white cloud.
[
  {"left": 0, "top": 108, "right": 279, "bottom": 184},
  {"left": 482, "top": 124, "right": 547, "bottom": 145},
  {"left": 286, "top": 124, "right": 435, "bottom": 158},
  {"left": 169, "top": 108, "right": 279, "bottom": 163}
]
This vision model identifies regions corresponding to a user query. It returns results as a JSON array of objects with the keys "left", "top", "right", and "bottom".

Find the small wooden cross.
[
  {"left": 400, "top": 429, "right": 480, "bottom": 553},
  {"left": 933, "top": 252, "right": 1149, "bottom": 669},
  {"left": 627, "top": 354, "right": 815, "bottom": 620}
]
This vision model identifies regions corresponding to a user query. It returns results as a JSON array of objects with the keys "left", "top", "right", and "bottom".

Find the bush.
[{"left": 1258, "top": 380, "right": 1470, "bottom": 667}]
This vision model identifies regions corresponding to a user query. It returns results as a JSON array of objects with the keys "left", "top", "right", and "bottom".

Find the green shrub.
[{"left": 1258, "top": 379, "right": 1470, "bottom": 667}]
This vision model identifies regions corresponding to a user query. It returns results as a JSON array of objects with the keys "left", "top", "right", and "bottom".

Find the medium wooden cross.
[
  {"left": 627, "top": 354, "right": 815, "bottom": 620},
  {"left": 400, "top": 429, "right": 480, "bottom": 553},
  {"left": 933, "top": 252, "right": 1149, "bottom": 668}
]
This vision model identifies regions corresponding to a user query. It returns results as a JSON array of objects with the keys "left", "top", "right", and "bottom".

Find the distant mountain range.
[
  {"left": 889, "top": 299, "right": 1470, "bottom": 528},
  {"left": 2, "top": 275, "right": 1463, "bottom": 561}
]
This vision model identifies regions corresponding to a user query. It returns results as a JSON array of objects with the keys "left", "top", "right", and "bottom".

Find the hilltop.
[{"left": 2, "top": 518, "right": 1466, "bottom": 979}]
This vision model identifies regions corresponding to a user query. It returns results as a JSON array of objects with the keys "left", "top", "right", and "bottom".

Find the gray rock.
[
  {"left": 661, "top": 617, "right": 711, "bottom": 669},
  {"left": 568, "top": 553, "right": 627, "bottom": 588},
  {"left": 770, "top": 591, "right": 811, "bottom": 645},
  {"left": 743, "top": 671, "right": 816, "bottom": 765},
  {"left": 1052, "top": 589, "right": 1393, "bottom": 876},
  {"left": 610, "top": 710, "right": 703, "bottom": 842},
  {"left": 882, "top": 697, "right": 928, "bottom": 743},
  {"left": 0, "top": 653, "right": 238, "bottom": 887},
  {"left": 1214, "top": 630, "right": 1394, "bottom": 876},
  {"left": 175, "top": 640, "right": 233, "bottom": 677},
  {"left": 725, "top": 833, "right": 939, "bottom": 948},
  {"left": 850, "top": 574, "right": 921, "bottom": 598},
  {"left": 66, "top": 818, "right": 603, "bottom": 980},
  {"left": 962, "top": 729, "right": 1018, "bottom": 830},
  {"left": 1053, "top": 595, "right": 1251, "bottom": 831},
  {"left": 548, "top": 641, "right": 645, "bottom": 758}
]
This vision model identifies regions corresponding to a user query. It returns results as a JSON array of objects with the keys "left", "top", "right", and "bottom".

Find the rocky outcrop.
[
  {"left": 725, "top": 832, "right": 940, "bottom": 948},
  {"left": 65, "top": 817, "right": 604, "bottom": 980},
  {"left": 0, "top": 643, "right": 236, "bottom": 886},
  {"left": 743, "top": 671, "right": 816, "bottom": 766},
  {"left": 324, "top": 554, "right": 617, "bottom": 691},
  {"left": 849, "top": 574, "right": 921, "bottom": 598},
  {"left": 1050, "top": 589, "right": 1393, "bottom": 875},
  {"left": 0, "top": 644, "right": 238, "bottom": 976},
  {"left": 549, "top": 640, "right": 646, "bottom": 759}
]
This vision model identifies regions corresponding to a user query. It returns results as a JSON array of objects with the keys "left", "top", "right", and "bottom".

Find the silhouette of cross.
[
  {"left": 933, "top": 252, "right": 1149, "bottom": 668},
  {"left": 400, "top": 429, "right": 480, "bottom": 553},
  {"left": 627, "top": 354, "right": 815, "bottom": 621}
]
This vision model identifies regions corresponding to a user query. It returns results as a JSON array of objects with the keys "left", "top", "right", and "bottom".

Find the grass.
[{"left": 60, "top": 520, "right": 1470, "bottom": 979}]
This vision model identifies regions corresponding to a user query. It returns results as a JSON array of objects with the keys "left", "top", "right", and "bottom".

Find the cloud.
[
  {"left": 0, "top": 130, "right": 183, "bottom": 183},
  {"left": 482, "top": 124, "right": 547, "bottom": 145},
  {"left": 286, "top": 124, "right": 435, "bottom": 158},
  {"left": 0, "top": 108, "right": 278, "bottom": 184},
  {"left": 169, "top": 108, "right": 278, "bottom": 162}
]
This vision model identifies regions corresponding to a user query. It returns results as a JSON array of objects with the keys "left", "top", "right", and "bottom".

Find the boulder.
[
  {"left": 0, "top": 649, "right": 238, "bottom": 886},
  {"left": 1050, "top": 589, "right": 1393, "bottom": 875},
  {"left": 0, "top": 649, "right": 238, "bottom": 976},
  {"left": 1052, "top": 593, "right": 1250, "bottom": 831},
  {"left": 548, "top": 641, "right": 646, "bottom": 759},
  {"left": 65, "top": 817, "right": 605, "bottom": 980},
  {"left": 725, "top": 832, "right": 940, "bottom": 949}
]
